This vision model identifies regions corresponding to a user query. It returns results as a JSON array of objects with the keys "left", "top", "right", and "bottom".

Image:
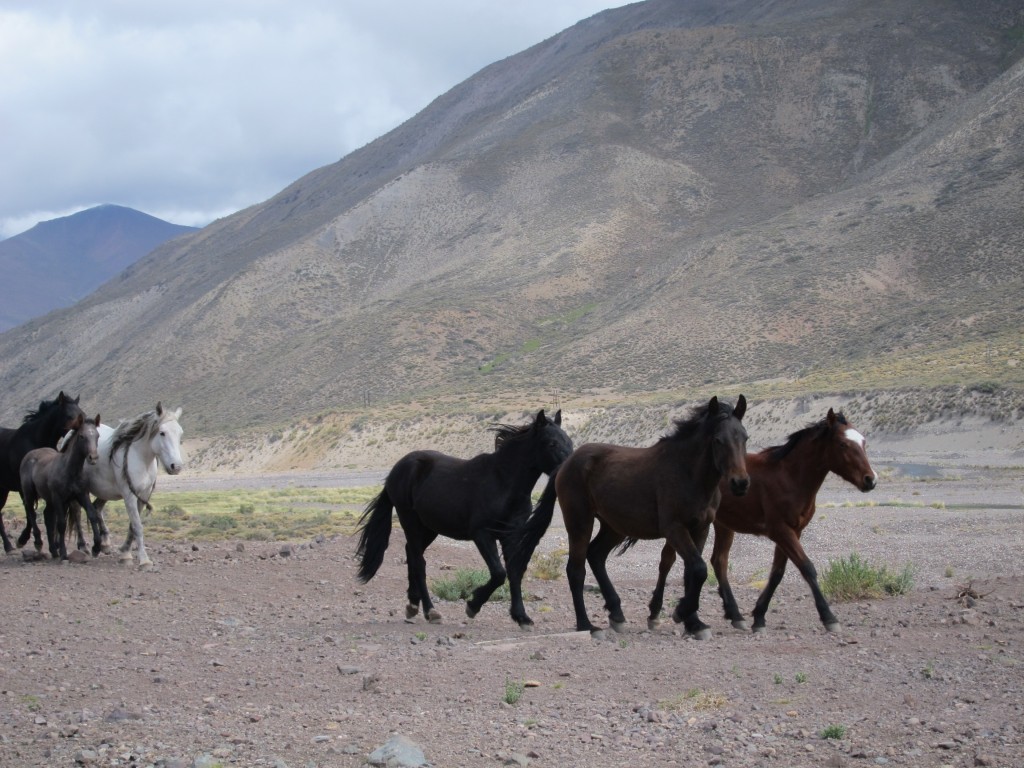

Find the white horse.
[{"left": 70, "top": 403, "right": 184, "bottom": 567}]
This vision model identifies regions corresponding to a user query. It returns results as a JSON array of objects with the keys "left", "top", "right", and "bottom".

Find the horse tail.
[
  {"left": 616, "top": 537, "right": 640, "bottom": 556},
  {"left": 507, "top": 472, "right": 559, "bottom": 577},
  {"left": 355, "top": 487, "right": 394, "bottom": 583}
]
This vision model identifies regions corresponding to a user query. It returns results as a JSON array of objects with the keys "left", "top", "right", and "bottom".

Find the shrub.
[
  {"left": 820, "top": 552, "right": 914, "bottom": 601},
  {"left": 530, "top": 549, "right": 566, "bottom": 580},
  {"left": 431, "top": 568, "right": 509, "bottom": 602},
  {"left": 820, "top": 724, "right": 846, "bottom": 739},
  {"left": 503, "top": 677, "right": 524, "bottom": 705}
]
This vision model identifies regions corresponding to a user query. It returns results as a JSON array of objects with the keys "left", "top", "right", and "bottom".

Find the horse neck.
[
  {"left": 665, "top": 430, "right": 722, "bottom": 495},
  {"left": 491, "top": 440, "right": 544, "bottom": 493},
  {"left": 61, "top": 434, "right": 92, "bottom": 477},
  {"left": 772, "top": 437, "right": 831, "bottom": 500}
]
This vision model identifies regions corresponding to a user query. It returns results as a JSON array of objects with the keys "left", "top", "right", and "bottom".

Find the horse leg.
[
  {"left": 666, "top": 525, "right": 712, "bottom": 639},
  {"left": 121, "top": 496, "right": 151, "bottom": 566},
  {"left": 0, "top": 490, "right": 14, "bottom": 553},
  {"left": 65, "top": 502, "right": 86, "bottom": 552},
  {"left": 710, "top": 524, "right": 747, "bottom": 629},
  {"left": 400, "top": 517, "right": 439, "bottom": 622},
  {"left": 75, "top": 495, "right": 104, "bottom": 557},
  {"left": 750, "top": 545, "right": 790, "bottom": 632},
  {"left": 92, "top": 499, "right": 111, "bottom": 553},
  {"left": 586, "top": 525, "right": 627, "bottom": 631},
  {"left": 562, "top": 502, "right": 598, "bottom": 633},
  {"left": 500, "top": 532, "right": 532, "bottom": 627},
  {"left": 52, "top": 501, "right": 69, "bottom": 560},
  {"left": 466, "top": 534, "right": 509, "bottom": 620},
  {"left": 755, "top": 531, "right": 839, "bottom": 633},
  {"left": 647, "top": 543, "right": 676, "bottom": 630}
]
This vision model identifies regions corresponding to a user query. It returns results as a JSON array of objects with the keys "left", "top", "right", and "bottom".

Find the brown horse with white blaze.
[{"left": 639, "top": 408, "right": 877, "bottom": 633}]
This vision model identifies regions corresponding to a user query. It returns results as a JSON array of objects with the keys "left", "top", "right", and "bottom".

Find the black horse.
[
  {"left": 19, "top": 413, "right": 104, "bottom": 561},
  {"left": 355, "top": 409, "right": 572, "bottom": 626},
  {"left": 0, "top": 392, "right": 86, "bottom": 552}
]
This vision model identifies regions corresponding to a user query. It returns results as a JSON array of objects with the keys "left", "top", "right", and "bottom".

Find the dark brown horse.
[
  {"left": 19, "top": 413, "right": 104, "bottom": 560},
  {"left": 511, "top": 396, "right": 749, "bottom": 638},
  {"left": 639, "top": 408, "right": 876, "bottom": 633},
  {"left": 0, "top": 392, "right": 85, "bottom": 552}
]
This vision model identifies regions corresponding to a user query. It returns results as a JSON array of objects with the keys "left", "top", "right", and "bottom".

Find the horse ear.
[
  {"left": 826, "top": 408, "right": 836, "bottom": 426},
  {"left": 535, "top": 409, "right": 547, "bottom": 427},
  {"left": 156, "top": 402, "right": 163, "bottom": 416},
  {"left": 553, "top": 409, "right": 562, "bottom": 425},
  {"left": 58, "top": 390, "right": 67, "bottom": 403},
  {"left": 708, "top": 396, "right": 719, "bottom": 414},
  {"left": 734, "top": 394, "right": 746, "bottom": 421},
  {"left": 71, "top": 413, "right": 84, "bottom": 429},
  {"left": 174, "top": 407, "right": 183, "bottom": 419},
  {"left": 95, "top": 414, "right": 101, "bottom": 426}
]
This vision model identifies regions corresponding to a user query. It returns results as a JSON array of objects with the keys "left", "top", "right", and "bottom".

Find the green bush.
[
  {"left": 431, "top": 568, "right": 509, "bottom": 602},
  {"left": 820, "top": 552, "right": 914, "bottom": 601}
]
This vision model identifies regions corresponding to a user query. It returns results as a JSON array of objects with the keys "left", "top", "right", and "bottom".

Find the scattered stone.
[
  {"left": 104, "top": 707, "right": 143, "bottom": 722},
  {"left": 235, "top": 542, "right": 245, "bottom": 552},
  {"left": 279, "top": 544, "right": 293, "bottom": 558},
  {"left": 367, "top": 734, "right": 429, "bottom": 767},
  {"left": 67, "top": 550, "right": 89, "bottom": 564},
  {"left": 74, "top": 749, "right": 99, "bottom": 764}
]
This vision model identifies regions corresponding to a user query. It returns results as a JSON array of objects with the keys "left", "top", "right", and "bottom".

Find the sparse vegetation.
[
  {"left": 530, "top": 549, "right": 566, "bottom": 580},
  {"left": 503, "top": 678, "right": 524, "bottom": 705},
  {"left": 820, "top": 724, "right": 847, "bottom": 739},
  {"left": 431, "top": 568, "right": 510, "bottom": 602},
  {"left": 820, "top": 553, "right": 915, "bottom": 601}
]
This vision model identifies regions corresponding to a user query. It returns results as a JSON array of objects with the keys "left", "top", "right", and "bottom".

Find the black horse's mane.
[
  {"left": 660, "top": 400, "right": 736, "bottom": 444},
  {"left": 762, "top": 412, "right": 848, "bottom": 462},
  {"left": 23, "top": 397, "right": 62, "bottom": 424},
  {"left": 491, "top": 421, "right": 535, "bottom": 450}
]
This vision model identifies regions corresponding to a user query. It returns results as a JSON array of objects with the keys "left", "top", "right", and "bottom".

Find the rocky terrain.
[{"left": 1, "top": 456, "right": 1021, "bottom": 768}]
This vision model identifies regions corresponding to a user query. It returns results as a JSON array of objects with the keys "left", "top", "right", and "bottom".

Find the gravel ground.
[{"left": 0, "top": 462, "right": 1022, "bottom": 768}]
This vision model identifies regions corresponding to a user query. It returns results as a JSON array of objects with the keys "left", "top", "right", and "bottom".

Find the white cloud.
[{"left": 0, "top": 1, "right": 624, "bottom": 238}]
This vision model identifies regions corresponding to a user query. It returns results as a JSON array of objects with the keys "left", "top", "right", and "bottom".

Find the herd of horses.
[
  {"left": 0, "top": 392, "right": 184, "bottom": 567},
  {"left": 1, "top": 390, "right": 878, "bottom": 637},
  {"left": 357, "top": 395, "right": 877, "bottom": 637}
]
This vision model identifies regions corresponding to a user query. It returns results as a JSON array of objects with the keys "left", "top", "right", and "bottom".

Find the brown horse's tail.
[
  {"left": 355, "top": 488, "right": 394, "bottom": 583},
  {"left": 507, "top": 472, "right": 559, "bottom": 577}
]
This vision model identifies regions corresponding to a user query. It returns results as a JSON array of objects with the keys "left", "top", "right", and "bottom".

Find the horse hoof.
[
  {"left": 647, "top": 618, "right": 661, "bottom": 630},
  {"left": 589, "top": 629, "right": 606, "bottom": 640},
  {"left": 752, "top": 625, "right": 767, "bottom": 634},
  {"left": 731, "top": 620, "right": 749, "bottom": 631},
  {"left": 824, "top": 622, "right": 841, "bottom": 633},
  {"left": 405, "top": 604, "right": 419, "bottom": 620},
  {"left": 609, "top": 620, "right": 627, "bottom": 633},
  {"left": 465, "top": 604, "right": 479, "bottom": 619},
  {"left": 688, "top": 628, "right": 712, "bottom": 641},
  {"left": 426, "top": 609, "right": 442, "bottom": 624},
  {"left": 139, "top": 560, "right": 154, "bottom": 570}
]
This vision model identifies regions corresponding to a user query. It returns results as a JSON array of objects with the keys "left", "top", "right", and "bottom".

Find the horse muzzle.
[
  {"left": 861, "top": 475, "right": 877, "bottom": 492},
  {"left": 166, "top": 462, "right": 184, "bottom": 476},
  {"left": 729, "top": 476, "right": 750, "bottom": 497}
]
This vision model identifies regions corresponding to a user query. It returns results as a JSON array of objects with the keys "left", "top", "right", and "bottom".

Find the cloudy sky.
[{"left": 0, "top": 1, "right": 625, "bottom": 239}]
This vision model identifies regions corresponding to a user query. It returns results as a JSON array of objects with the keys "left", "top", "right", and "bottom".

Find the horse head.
[
  {"left": 709, "top": 395, "right": 750, "bottom": 496},
  {"left": 152, "top": 402, "right": 185, "bottom": 475},
  {"left": 824, "top": 408, "right": 877, "bottom": 492},
  {"left": 533, "top": 408, "right": 573, "bottom": 475},
  {"left": 82, "top": 415, "right": 101, "bottom": 465}
]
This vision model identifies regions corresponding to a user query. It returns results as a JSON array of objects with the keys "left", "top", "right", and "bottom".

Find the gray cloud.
[{"left": 0, "top": 1, "right": 622, "bottom": 237}]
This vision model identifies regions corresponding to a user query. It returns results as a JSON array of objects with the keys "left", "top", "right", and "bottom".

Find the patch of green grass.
[
  {"left": 658, "top": 689, "right": 727, "bottom": 712},
  {"left": 431, "top": 568, "right": 510, "bottom": 602},
  {"left": 820, "top": 552, "right": 915, "bottom": 601},
  {"left": 95, "top": 486, "right": 374, "bottom": 542},
  {"left": 503, "top": 678, "right": 524, "bottom": 705},
  {"left": 820, "top": 724, "right": 846, "bottom": 740}
]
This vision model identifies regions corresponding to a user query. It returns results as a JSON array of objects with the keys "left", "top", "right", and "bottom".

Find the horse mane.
[
  {"left": 23, "top": 397, "right": 61, "bottom": 424},
  {"left": 762, "top": 412, "right": 849, "bottom": 462},
  {"left": 109, "top": 408, "right": 165, "bottom": 460},
  {"left": 490, "top": 421, "right": 534, "bottom": 451},
  {"left": 659, "top": 400, "right": 734, "bottom": 443}
]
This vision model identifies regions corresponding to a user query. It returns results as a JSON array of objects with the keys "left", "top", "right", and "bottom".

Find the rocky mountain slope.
[{"left": 0, "top": 0, "right": 1021, "bottom": 443}]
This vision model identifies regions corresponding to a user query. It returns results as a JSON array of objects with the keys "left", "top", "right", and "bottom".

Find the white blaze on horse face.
[{"left": 844, "top": 428, "right": 878, "bottom": 479}]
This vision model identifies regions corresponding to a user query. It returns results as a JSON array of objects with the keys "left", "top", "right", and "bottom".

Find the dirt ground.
[{"left": 1, "top": 460, "right": 1022, "bottom": 768}]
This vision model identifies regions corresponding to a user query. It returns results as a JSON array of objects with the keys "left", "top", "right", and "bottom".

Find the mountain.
[
  {"left": 0, "top": 0, "right": 1022, "bottom": 445},
  {"left": 0, "top": 205, "right": 196, "bottom": 331}
]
